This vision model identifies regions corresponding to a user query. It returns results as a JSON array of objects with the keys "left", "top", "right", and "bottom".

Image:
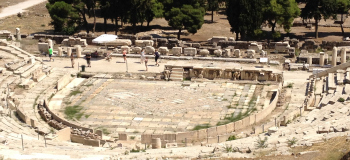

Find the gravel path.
[{"left": 0, "top": 0, "right": 46, "bottom": 19}]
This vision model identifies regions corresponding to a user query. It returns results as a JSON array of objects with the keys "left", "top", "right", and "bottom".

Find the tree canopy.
[
  {"left": 301, "top": 0, "right": 337, "bottom": 38},
  {"left": 162, "top": 0, "right": 205, "bottom": 39}
]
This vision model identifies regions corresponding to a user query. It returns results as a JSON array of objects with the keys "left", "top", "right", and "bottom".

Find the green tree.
[
  {"left": 207, "top": 0, "right": 219, "bottom": 23},
  {"left": 46, "top": 1, "right": 80, "bottom": 34},
  {"left": 99, "top": 0, "right": 112, "bottom": 33},
  {"left": 226, "top": 0, "right": 265, "bottom": 40},
  {"left": 263, "top": 0, "right": 300, "bottom": 35},
  {"left": 301, "top": 0, "right": 337, "bottom": 38},
  {"left": 335, "top": 0, "right": 350, "bottom": 36},
  {"left": 162, "top": 0, "right": 206, "bottom": 39}
]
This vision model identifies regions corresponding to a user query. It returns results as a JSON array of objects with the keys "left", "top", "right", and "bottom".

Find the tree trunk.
[
  {"left": 341, "top": 14, "right": 345, "bottom": 36},
  {"left": 92, "top": 7, "right": 96, "bottom": 33},
  {"left": 133, "top": 22, "right": 137, "bottom": 35},
  {"left": 315, "top": 19, "right": 319, "bottom": 39},
  {"left": 115, "top": 18, "right": 119, "bottom": 35},
  {"left": 235, "top": 32, "right": 239, "bottom": 41},
  {"left": 104, "top": 17, "right": 107, "bottom": 34},
  {"left": 177, "top": 28, "right": 182, "bottom": 40},
  {"left": 82, "top": 9, "right": 89, "bottom": 33},
  {"left": 147, "top": 21, "right": 150, "bottom": 28},
  {"left": 211, "top": 10, "right": 214, "bottom": 23}
]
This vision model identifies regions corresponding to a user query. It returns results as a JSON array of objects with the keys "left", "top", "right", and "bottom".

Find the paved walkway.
[
  {"left": 41, "top": 56, "right": 282, "bottom": 73},
  {"left": 0, "top": 0, "right": 46, "bottom": 19}
]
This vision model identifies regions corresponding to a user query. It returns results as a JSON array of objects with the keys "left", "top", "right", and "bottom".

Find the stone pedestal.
[
  {"left": 319, "top": 52, "right": 325, "bottom": 66},
  {"left": 307, "top": 56, "right": 312, "bottom": 66},
  {"left": 75, "top": 45, "right": 82, "bottom": 58},
  {"left": 15, "top": 28, "right": 21, "bottom": 41},
  {"left": 58, "top": 47, "right": 63, "bottom": 56},
  {"left": 67, "top": 47, "right": 72, "bottom": 57},
  {"left": 332, "top": 47, "right": 337, "bottom": 66},
  {"left": 152, "top": 138, "right": 161, "bottom": 149},
  {"left": 341, "top": 48, "right": 346, "bottom": 64},
  {"left": 48, "top": 39, "right": 53, "bottom": 49}
]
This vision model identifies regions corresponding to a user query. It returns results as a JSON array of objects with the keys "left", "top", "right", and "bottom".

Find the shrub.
[
  {"left": 227, "top": 135, "right": 237, "bottom": 141},
  {"left": 338, "top": 98, "right": 345, "bottom": 102},
  {"left": 255, "top": 136, "right": 268, "bottom": 148},
  {"left": 287, "top": 137, "right": 298, "bottom": 146}
]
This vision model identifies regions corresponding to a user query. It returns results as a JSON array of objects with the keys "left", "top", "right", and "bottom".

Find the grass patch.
[
  {"left": 338, "top": 98, "right": 345, "bottom": 102},
  {"left": 287, "top": 137, "right": 298, "bottom": 146},
  {"left": 130, "top": 136, "right": 135, "bottom": 140},
  {"left": 69, "top": 90, "right": 82, "bottom": 96},
  {"left": 286, "top": 83, "right": 293, "bottom": 88},
  {"left": 64, "top": 105, "right": 84, "bottom": 120},
  {"left": 256, "top": 136, "right": 268, "bottom": 148},
  {"left": 192, "top": 123, "right": 211, "bottom": 130},
  {"left": 227, "top": 135, "right": 237, "bottom": 141},
  {"left": 217, "top": 106, "right": 257, "bottom": 126}
]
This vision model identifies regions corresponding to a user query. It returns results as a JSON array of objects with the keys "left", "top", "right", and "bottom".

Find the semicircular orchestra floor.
[{"left": 62, "top": 78, "right": 264, "bottom": 135}]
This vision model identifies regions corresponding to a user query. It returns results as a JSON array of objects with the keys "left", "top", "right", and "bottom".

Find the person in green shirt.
[{"left": 48, "top": 46, "right": 53, "bottom": 62}]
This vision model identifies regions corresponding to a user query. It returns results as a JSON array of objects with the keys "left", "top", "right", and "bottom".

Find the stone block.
[
  {"left": 248, "top": 43, "right": 262, "bottom": 52},
  {"left": 121, "top": 46, "right": 131, "bottom": 54},
  {"left": 119, "top": 133, "right": 128, "bottom": 140},
  {"left": 226, "top": 123, "right": 235, "bottom": 133},
  {"left": 192, "top": 43, "right": 201, "bottom": 48},
  {"left": 106, "top": 39, "right": 132, "bottom": 46},
  {"left": 216, "top": 125, "right": 227, "bottom": 135},
  {"left": 30, "top": 119, "right": 36, "bottom": 128},
  {"left": 197, "top": 129, "right": 207, "bottom": 141},
  {"left": 172, "top": 47, "right": 182, "bottom": 56},
  {"left": 145, "top": 46, "right": 155, "bottom": 55},
  {"left": 234, "top": 49, "right": 241, "bottom": 58},
  {"left": 38, "top": 43, "right": 49, "bottom": 54},
  {"left": 83, "top": 139, "right": 100, "bottom": 147},
  {"left": 199, "top": 49, "right": 209, "bottom": 57},
  {"left": 95, "top": 130, "right": 103, "bottom": 137},
  {"left": 141, "top": 134, "right": 152, "bottom": 144},
  {"left": 158, "top": 47, "right": 169, "bottom": 55},
  {"left": 132, "top": 47, "right": 142, "bottom": 54},
  {"left": 135, "top": 40, "right": 154, "bottom": 47},
  {"left": 247, "top": 49, "right": 255, "bottom": 58},
  {"left": 164, "top": 133, "right": 176, "bottom": 142},
  {"left": 71, "top": 134, "right": 85, "bottom": 144},
  {"left": 16, "top": 108, "right": 30, "bottom": 125},
  {"left": 234, "top": 120, "right": 243, "bottom": 130},
  {"left": 184, "top": 47, "right": 197, "bottom": 56},
  {"left": 207, "top": 127, "right": 217, "bottom": 137},
  {"left": 223, "top": 49, "right": 231, "bottom": 57},
  {"left": 214, "top": 49, "right": 222, "bottom": 57},
  {"left": 56, "top": 127, "right": 71, "bottom": 141},
  {"left": 208, "top": 36, "right": 228, "bottom": 43},
  {"left": 57, "top": 74, "right": 71, "bottom": 91}
]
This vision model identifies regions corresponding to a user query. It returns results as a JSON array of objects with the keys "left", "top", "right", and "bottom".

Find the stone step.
[
  {"left": 172, "top": 68, "right": 183, "bottom": 72},
  {"left": 170, "top": 74, "right": 183, "bottom": 78},
  {"left": 169, "top": 77, "right": 183, "bottom": 81},
  {"left": 20, "top": 64, "right": 41, "bottom": 78},
  {"left": 327, "top": 73, "right": 336, "bottom": 90}
]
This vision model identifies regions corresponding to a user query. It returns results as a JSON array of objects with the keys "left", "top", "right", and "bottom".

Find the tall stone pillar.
[
  {"left": 319, "top": 52, "right": 325, "bottom": 66},
  {"left": 48, "top": 39, "right": 53, "bottom": 49},
  {"left": 75, "top": 45, "right": 82, "bottom": 58},
  {"left": 341, "top": 48, "right": 346, "bottom": 64},
  {"left": 15, "top": 28, "right": 21, "bottom": 41},
  {"left": 58, "top": 47, "right": 63, "bottom": 56},
  {"left": 67, "top": 47, "right": 72, "bottom": 57},
  {"left": 307, "top": 56, "right": 312, "bottom": 66},
  {"left": 332, "top": 47, "right": 337, "bottom": 66}
]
